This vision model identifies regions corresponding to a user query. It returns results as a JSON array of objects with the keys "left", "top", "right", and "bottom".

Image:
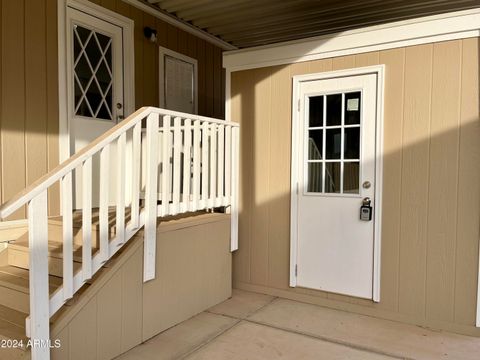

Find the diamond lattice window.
[{"left": 73, "top": 24, "right": 113, "bottom": 120}]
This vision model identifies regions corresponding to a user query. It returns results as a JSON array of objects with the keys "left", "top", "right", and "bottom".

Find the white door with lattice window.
[{"left": 66, "top": 7, "right": 124, "bottom": 207}]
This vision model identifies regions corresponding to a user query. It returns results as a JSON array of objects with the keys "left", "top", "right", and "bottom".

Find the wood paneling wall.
[
  {"left": 231, "top": 38, "right": 480, "bottom": 336},
  {"left": 0, "top": 0, "right": 225, "bottom": 219}
]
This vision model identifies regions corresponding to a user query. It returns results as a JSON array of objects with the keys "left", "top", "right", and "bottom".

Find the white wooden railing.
[{"left": 0, "top": 107, "right": 239, "bottom": 360}]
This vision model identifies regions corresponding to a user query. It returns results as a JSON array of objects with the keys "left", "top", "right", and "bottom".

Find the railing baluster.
[
  {"left": 201, "top": 121, "right": 209, "bottom": 209},
  {"left": 82, "top": 158, "right": 92, "bottom": 280},
  {"left": 161, "top": 116, "right": 171, "bottom": 216},
  {"left": 28, "top": 190, "right": 50, "bottom": 359},
  {"left": 172, "top": 117, "right": 182, "bottom": 215},
  {"left": 99, "top": 144, "right": 110, "bottom": 262},
  {"left": 61, "top": 172, "right": 73, "bottom": 300},
  {"left": 116, "top": 133, "right": 126, "bottom": 245},
  {"left": 209, "top": 123, "right": 217, "bottom": 209},
  {"left": 217, "top": 125, "right": 225, "bottom": 207},
  {"left": 182, "top": 119, "right": 192, "bottom": 213},
  {"left": 192, "top": 120, "right": 201, "bottom": 211},
  {"left": 231, "top": 126, "right": 240, "bottom": 251},
  {"left": 144, "top": 113, "right": 159, "bottom": 281},
  {"left": 131, "top": 122, "right": 141, "bottom": 228},
  {"left": 225, "top": 126, "right": 232, "bottom": 205}
]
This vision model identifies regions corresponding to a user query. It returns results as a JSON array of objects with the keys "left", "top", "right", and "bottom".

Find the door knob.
[
  {"left": 116, "top": 103, "right": 123, "bottom": 109},
  {"left": 362, "top": 181, "right": 371, "bottom": 189}
]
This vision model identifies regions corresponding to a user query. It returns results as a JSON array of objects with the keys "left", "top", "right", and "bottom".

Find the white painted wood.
[
  {"left": 192, "top": 120, "right": 201, "bottom": 211},
  {"left": 28, "top": 190, "right": 50, "bottom": 360},
  {"left": 131, "top": 122, "right": 141, "bottom": 229},
  {"left": 201, "top": 122, "right": 209, "bottom": 209},
  {"left": 116, "top": 133, "right": 126, "bottom": 245},
  {"left": 61, "top": 172, "right": 74, "bottom": 299},
  {"left": 230, "top": 127, "right": 239, "bottom": 251},
  {"left": 99, "top": 144, "right": 110, "bottom": 262},
  {"left": 182, "top": 119, "right": 192, "bottom": 213},
  {"left": 172, "top": 117, "right": 182, "bottom": 215},
  {"left": 223, "top": 9, "right": 480, "bottom": 71},
  {"left": 225, "top": 126, "right": 232, "bottom": 205},
  {"left": 82, "top": 157, "right": 93, "bottom": 280},
  {"left": 160, "top": 116, "right": 171, "bottom": 216},
  {"left": 217, "top": 125, "right": 225, "bottom": 207},
  {"left": 209, "top": 123, "right": 217, "bottom": 209},
  {"left": 291, "top": 69, "right": 383, "bottom": 300},
  {"left": 159, "top": 47, "right": 198, "bottom": 115},
  {"left": 144, "top": 113, "right": 160, "bottom": 281}
]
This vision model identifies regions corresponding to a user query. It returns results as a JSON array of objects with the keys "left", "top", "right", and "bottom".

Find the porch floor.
[{"left": 116, "top": 289, "right": 480, "bottom": 360}]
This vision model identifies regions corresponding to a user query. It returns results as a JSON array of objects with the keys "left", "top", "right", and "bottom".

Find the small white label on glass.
[{"left": 347, "top": 98, "right": 359, "bottom": 111}]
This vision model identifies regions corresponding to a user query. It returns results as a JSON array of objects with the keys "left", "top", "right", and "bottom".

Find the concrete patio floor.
[{"left": 117, "top": 289, "right": 480, "bottom": 360}]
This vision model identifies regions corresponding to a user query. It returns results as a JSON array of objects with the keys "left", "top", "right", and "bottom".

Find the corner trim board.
[{"left": 223, "top": 9, "right": 480, "bottom": 71}]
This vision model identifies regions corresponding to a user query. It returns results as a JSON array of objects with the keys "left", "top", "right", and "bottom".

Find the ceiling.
[{"left": 144, "top": 0, "right": 480, "bottom": 49}]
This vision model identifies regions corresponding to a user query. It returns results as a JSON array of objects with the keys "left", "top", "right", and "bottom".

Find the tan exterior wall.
[
  {"left": 230, "top": 38, "right": 480, "bottom": 336},
  {"left": 0, "top": 0, "right": 225, "bottom": 219},
  {"left": 50, "top": 213, "right": 231, "bottom": 359}
]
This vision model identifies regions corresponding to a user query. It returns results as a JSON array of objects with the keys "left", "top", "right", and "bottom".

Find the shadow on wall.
[{"left": 230, "top": 40, "right": 480, "bottom": 335}]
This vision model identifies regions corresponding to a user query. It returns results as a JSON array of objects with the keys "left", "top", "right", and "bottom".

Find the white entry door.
[
  {"left": 66, "top": 7, "right": 125, "bottom": 207},
  {"left": 293, "top": 72, "right": 380, "bottom": 300}
]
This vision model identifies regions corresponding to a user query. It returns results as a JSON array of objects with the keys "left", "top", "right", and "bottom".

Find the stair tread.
[
  {"left": 0, "top": 265, "right": 62, "bottom": 294},
  {"left": 9, "top": 238, "right": 98, "bottom": 262}
]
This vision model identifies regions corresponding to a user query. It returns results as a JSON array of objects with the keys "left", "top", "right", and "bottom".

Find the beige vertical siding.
[
  {"left": 0, "top": 0, "right": 225, "bottom": 219},
  {"left": 231, "top": 38, "right": 480, "bottom": 336}
]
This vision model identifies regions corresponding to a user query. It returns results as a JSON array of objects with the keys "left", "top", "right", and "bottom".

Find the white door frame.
[
  {"left": 58, "top": 0, "right": 135, "bottom": 163},
  {"left": 290, "top": 65, "right": 385, "bottom": 302}
]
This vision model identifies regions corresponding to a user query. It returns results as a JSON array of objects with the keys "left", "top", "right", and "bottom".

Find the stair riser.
[
  {"left": 0, "top": 286, "right": 29, "bottom": 314},
  {"left": 48, "top": 225, "right": 101, "bottom": 248},
  {"left": 8, "top": 249, "right": 81, "bottom": 278}
]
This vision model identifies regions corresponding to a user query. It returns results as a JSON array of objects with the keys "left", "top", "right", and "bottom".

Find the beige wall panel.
[
  {"left": 69, "top": 298, "right": 98, "bottom": 360},
  {"left": 454, "top": 38, "right": 480, "bottom": 325},
  {"left": 267, "top": 65, "right": 294, "bottom": 289},
  {"left": 0, "top": 0, "right": 3, "bottom": 205},
  {"left": 397, "top": 44, "right": 433, "bottom": 319},
  {"left": 120, "top": 245, "right": 143, "bottom": 352},
  {"left": 46, "top": 0, "right": 60, "bottom": 216},
  {"left": 231, "top": 38, "right": 480, "bottom": 336},
  {"left": 51, "top": 326, "right": 69, "bottom": 360},
  {"left": 132, "top": 6, "right": 144, "bottom": 108},
  {"left": 142, "top": 217, "right": 231, "bottom": 340},
  {"left": 1, "top": 0, "right": 26, "bottom": 219},
  {"left": 250, "top": 67, "right": 272, "bottom": 286},
  {"left": 25, "top": 0, "right": 48, "bottom": 188},
  {"left": 142, "top": 13, "right": 158, "bottom": 108},
  {"left": 232, "top": 70, "right": 253, "bottom": 284},
  {"left": 97, "top": 270, "right": 122, "bottom": 359},
  {"left": 426, "top": 40, "right": 462, "bottom": 322},
  {"left": 376, "top": 48, "right": 405, "bottom": 313}
]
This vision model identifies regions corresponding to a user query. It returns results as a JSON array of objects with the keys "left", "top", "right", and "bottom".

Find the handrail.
[{"left": 0, "top": 107, "right": 239, "bottom": 219}]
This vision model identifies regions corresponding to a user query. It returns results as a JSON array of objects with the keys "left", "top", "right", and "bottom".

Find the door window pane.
[
  {"left": 308, "top": 96, "right": 324, "bottom": 127},
  {"left": 307, "top": 163, "right": 323, "bottom": 192},
  {"left": 345, "top": 92, "right": 361, "bottom": 125},
  {"left": 344, "top": 127, "right": 360, "bottom": 159},
  {"left": 326, "top": 128, "right": 341, "bottom": 159},
  {"left": 308, "top": 130, "right": 323, "bottom": 160},
  {"left": 73, "top": 24, "right": 113, "bottom": 121},
  {"left": 325, "top": 162, "right": 341, "bottom": 193},
  {"left": 326, "top": 94, "right": 342, "bottom": 126},
  {"left": 343, "top": 162, "right": 360, "bottom": 194}
]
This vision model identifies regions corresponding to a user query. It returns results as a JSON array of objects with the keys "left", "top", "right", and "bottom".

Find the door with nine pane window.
[
  {"left": 67, "top": 7, "right": 124, "bottom": 207},
  {"left": 295, "top": 73, "right": 377, "bottom": 299}
]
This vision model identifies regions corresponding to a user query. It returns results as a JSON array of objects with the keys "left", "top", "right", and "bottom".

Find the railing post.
[
  {"left": 28, "top": 190, "right": 50, "bottom": 360},
  {"left": 231, "top": 126, "right": 240, "bottom": 251},
  {"left": 144, "top": 113, "right": 159, "bottom": 281}
]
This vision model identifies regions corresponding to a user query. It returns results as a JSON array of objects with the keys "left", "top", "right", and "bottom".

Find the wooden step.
[
  {"left": 7, "top": 238, "right": 97, "bottom": 278},
  {"left": 0, "top": 265, "right": 61, "bottom": 314},
  {"left": 0, "top": 304, "right": 29, "bottom": 359}
]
